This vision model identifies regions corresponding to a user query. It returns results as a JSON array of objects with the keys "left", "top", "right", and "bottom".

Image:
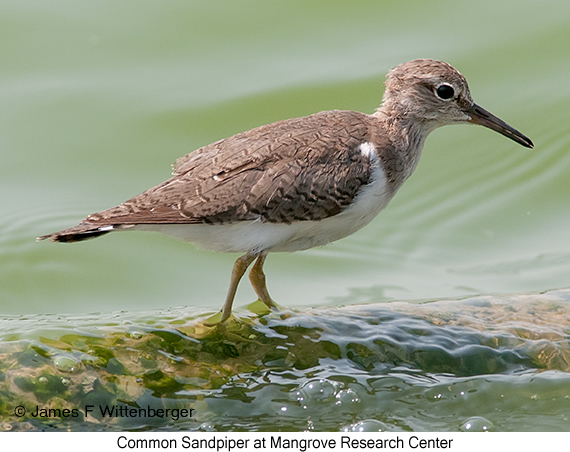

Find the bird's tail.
[{"left": 37, "top": 223, "right": 114, "bottom": 243}]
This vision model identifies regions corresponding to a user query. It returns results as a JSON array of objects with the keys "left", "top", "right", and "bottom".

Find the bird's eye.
[{"left": 435, "top": 83, "right": 455, "bottom": 100}]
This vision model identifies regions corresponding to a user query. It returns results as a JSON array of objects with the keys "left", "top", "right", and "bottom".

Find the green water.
[{"left": 1, "top": 0, "right": 569, "bottom": 432}]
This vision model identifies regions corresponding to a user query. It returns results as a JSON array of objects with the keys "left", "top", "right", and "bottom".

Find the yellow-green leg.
[
  {"left": 249, "top": 252, "right": 277, "bottom": 310},
  {"left": 219, "top": 253, "right": 257, "bottom": 323}
]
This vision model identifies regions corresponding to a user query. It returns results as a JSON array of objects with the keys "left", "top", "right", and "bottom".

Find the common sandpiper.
[{"left": 38, "top": 59, "right": 533, "bottom": 322}]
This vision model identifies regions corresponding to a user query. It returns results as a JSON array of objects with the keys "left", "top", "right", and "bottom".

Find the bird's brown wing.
[{"left": 83, "top": 110, "right": 379, "bottom": 226}]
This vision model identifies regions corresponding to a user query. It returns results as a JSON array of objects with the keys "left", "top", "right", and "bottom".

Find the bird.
[{"left": 38, "top": 59, "right": 533, "bottom": 323}]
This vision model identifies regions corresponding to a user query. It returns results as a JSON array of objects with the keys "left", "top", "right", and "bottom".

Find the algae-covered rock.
[{"left": 1, "top": 291, "right": 569, "bottom": 431}]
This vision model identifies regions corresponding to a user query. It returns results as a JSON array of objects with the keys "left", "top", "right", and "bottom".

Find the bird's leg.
[
  {"left": 249, "top": 252, "right": 277, "bottom": 310},
  {"left": 219, "top": 253, "right": 257, "bottom": 323}
]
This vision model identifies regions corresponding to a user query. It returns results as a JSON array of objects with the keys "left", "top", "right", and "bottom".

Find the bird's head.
[{"left": 381, "top": 59, "right": 533, "bottom": 148}]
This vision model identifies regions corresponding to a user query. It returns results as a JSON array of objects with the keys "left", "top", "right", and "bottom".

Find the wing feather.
[{"left": 85, "top": 110, "right": 382, "bottom": 226}]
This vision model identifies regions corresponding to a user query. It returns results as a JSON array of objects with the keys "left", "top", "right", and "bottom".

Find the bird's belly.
[{"left": 134, "top": 162, "right": 393, "bottom": 253}]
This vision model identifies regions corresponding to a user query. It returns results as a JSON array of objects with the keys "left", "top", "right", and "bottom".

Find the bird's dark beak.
[{"left": 467, "top": 103, "right": 533, "bottom": 148}]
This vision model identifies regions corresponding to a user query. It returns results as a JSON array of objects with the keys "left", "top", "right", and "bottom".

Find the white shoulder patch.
[{"left": 358, "top": 142, "right": 377, "bottom": 161}]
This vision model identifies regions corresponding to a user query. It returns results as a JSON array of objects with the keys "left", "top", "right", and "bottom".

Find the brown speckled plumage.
[
  {"left": 39, "top": 110, "right": 403, "bottom": 241},
  {"left": 89, "top": 111, "right": 384, "bottom": 225}
]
